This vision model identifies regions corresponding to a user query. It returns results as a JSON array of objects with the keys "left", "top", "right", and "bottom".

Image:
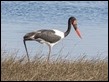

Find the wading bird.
[{"left": 23, "top": 16, "right": 82, "bottom": 62}]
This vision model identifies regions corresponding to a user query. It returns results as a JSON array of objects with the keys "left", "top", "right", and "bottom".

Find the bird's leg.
[
  {"left": 23, "top": 40, "right": 30, "bottom": 62},
  {"left": 47, "top": 45, "right": 52, "bottom": 62}
]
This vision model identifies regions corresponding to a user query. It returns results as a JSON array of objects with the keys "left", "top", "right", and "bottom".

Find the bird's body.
[
  {"left": 24, "top": 29, "right": 64, "bottom": 46},
  {"left": 23, "top": 17, "right": 82, "bottom": 62}
]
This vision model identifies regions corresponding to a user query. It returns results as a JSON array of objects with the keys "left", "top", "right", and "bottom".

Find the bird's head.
[{"left": 69, "top": 16, "right": 82, "bottom": 39}]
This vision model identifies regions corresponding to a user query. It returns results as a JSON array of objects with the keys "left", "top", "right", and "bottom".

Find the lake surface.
[{"left": 1, "top": 1, "right": 108, "bottom": 60}]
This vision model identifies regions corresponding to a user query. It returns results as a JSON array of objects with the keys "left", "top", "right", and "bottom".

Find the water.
[{"left": 1, "top": 1, "right": 108, "bottom": 60}]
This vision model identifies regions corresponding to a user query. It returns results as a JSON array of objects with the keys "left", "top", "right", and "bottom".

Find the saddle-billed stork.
[{"left": 23, "top": 16, "right": 82, "bottom": 62}]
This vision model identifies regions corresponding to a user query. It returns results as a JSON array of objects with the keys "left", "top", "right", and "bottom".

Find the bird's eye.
[{"left": 72, "top": 20, "right": 77, "bottom": 25}]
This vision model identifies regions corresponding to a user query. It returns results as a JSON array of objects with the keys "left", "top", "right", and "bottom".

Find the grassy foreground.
[{"left": 1, "top": 51, "right": 108, "bottom": 81}]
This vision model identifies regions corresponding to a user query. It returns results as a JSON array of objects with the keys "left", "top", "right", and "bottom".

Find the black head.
[
  {"left": 69, "top": 16, "right": 76, "bottom": 21},
  {"left": 69, "top": 16, "right": 77, "bottom": 26},
  {"left": 69, "top": 16, "right": 82, "bottom": 39}
]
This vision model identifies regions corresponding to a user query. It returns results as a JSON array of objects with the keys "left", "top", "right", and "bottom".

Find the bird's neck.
[{"left": 64, "top": 19, "right": 71, "bottom": 37}]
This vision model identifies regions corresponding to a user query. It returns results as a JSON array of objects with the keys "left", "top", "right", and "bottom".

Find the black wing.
[{"left": 34, "top": 29, "right": 61, "bottom": 43}]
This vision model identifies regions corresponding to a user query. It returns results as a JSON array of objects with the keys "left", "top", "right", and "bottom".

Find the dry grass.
[{"left": 1, "top": 50, "right": 108, "bottom": 81}]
